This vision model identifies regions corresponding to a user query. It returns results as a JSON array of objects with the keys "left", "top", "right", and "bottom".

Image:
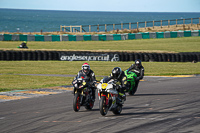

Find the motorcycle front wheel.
[
  {"left": 99, "top": 96, "right": 108, "bottom": 116},
  {"left": 73, "top": 93, "right": 80, "bottom": 112}
]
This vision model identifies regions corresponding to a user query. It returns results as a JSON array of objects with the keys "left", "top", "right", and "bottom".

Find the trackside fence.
[{"left": 60, "top": 17, "right": 200, "bottom": 33}]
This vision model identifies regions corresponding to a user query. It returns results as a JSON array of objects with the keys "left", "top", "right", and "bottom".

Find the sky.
[{"left": 0, "top": 0, "right": 200, "bottom": 12}]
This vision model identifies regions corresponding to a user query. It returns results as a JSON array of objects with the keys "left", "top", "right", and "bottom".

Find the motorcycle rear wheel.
[
  {"left": 129, "top": 87, "right": 137, "bottom": 95},
  {"left": 73, "top": 93, "right": 80, "bottom": 112},
  {"left": 127, "top": 81, "right": 135, "bottom": 95},
  {"left": 85, "top": 101, "right": 94, "bottom": 110},
  {"left": 112, "top": 105, "right": 122, "bottom": 115},
  {"left": 99, "top": 96, "right": 108, "bottom": 116}
]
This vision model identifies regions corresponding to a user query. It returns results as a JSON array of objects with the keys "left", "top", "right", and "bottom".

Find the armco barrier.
[
  {"left": 44, "top": 35, "right": 52, "bottom": 41},
  {"left": 28, "top": 35, "right": 35, "bottom": 41},
  {"left": 0, "top": 34, "right": 4, "bottom": 41},
  {"left": 106, "top": 34, "right": 113, "bottom": 41},
  {"left": 113, "top": 34, "right": 121, "bottom": 40},
  {"left": 12, "top": 34, "right": 19, "bottom": 41},
  {"left": 68, "top": 35, "right": 76, "bottom": 41},
  {"left": 1, "top": 30, "right": 199, "bottom": 42},
  {"left": 156, "top": 32, "right": 164, "bottom": 38},
  {"left": 20, "top": 34, "right": 27, "bottom": 41},
  {"left": 4, "top": 34, "right": 12, "bottom": 41},
  {"left": 35, "top": 35, "right": 44, "bottom": 41},
  {"left": 170, "top": 31, "right": 177, "bottom": 38},
  {"left": 83, "top": 35, "right": 91, "bottom": 41},
  {"left": 52, "top": 35, "right": 60, "bottom": 41},
  {"left": 135, "top": 33, "right": 143, "bottom": 39},
  {"left": 149, "top": 32, "right": 156, "bottom": 39},
  {"left": 0, "top": 50, "right": 200, "bottom": 62},
  {"left": 142, "top": 32, "right": 149, "bottom": 39},
  {"left": 128, "top": 34, "right": 135, "bottom": 39}
]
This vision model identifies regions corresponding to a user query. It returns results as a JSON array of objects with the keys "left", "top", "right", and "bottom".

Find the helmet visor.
[
  {"left": 136, "top": 61, "right": 140, "bottom": 67},
  {"left": 83, "top": 66, "right": 89, "bottom": 73}
]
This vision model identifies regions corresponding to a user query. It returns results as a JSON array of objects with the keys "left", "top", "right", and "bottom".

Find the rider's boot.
[
  {"left": 117, "top": 97, "right": 122, "bottom": 104},
  {"left": 72, "top": 87, "right": 75, "bottom": 95},
  {"left": 92, "top": 89, "right": 96, "bottom": 102},
  {"left": 118, "top": 92, "right": 126, "bottom": 104}
]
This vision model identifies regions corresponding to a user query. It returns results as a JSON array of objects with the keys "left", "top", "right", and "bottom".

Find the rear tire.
[
  {"left": 85, "top": 100, "right": 94, "bottom": 110},
  {"left": 73, "top": 93, "right": 80, "bottom": 112},
  {"left": 129, "top": 87, "right": 137, "bottom": 95},
  {"left": 99, "top": 96, "right": 108, "bottom": 116},
  {"left": 112, "top": 105, "right": 122, "bottom": 115}
]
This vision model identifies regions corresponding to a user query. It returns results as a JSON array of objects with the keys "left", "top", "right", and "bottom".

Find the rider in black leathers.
[
  {"left": 127, "top": 59, "right": 144, "bottom": 91},
  {"left": 108, "top": 67, "right": 128, "bottom": 101},
  {"left": 18, "top": 41, "right": 28, "bottom": 48},
  {"left": 72, "top": 63, "right": 97, "bottom": 101}
]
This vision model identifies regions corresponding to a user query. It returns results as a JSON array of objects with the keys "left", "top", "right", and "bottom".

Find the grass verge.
[
  {"left": 0, "top": 36, "right": 200, "bottom": 53},
  {"left": 0, "top": 61, "right": 200, "bottom": 92}
]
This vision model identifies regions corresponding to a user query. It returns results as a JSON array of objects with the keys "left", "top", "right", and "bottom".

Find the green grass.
[
  {"left": 0, "top": 36, "right": 200, "bottom": 92},
  {"left": 0, "top": 75, "right": 71, "bottom": 92},
  {"left": 0, "top": 61, "right": 200, "bottom": 92},
  {"left": 0, "top": 36, "right": 200, "bottom": 53}
]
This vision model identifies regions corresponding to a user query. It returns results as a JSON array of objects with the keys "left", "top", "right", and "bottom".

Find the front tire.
[
  {"left": 73, "top": 93, "right": 80, "bottom": 112},
  {"left": 99, "top": 96, "right": 108, "bottom": 116}
]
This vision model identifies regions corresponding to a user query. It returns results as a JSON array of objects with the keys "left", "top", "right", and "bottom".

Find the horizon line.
[{"left": 1, "top": 8, "right": 200, "bottom": 13}]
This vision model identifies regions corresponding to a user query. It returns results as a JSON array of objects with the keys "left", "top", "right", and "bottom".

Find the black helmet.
[
  {"left": 112, "top": 67, "right": 122, "bottom": 79},
  {"left": 135, "top": 59, "right": 142, "bottom": 67}
]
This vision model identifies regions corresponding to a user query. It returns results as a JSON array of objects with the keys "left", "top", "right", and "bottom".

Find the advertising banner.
[{"left": 60, "top": 52, "right": 120, "bottom": 61}]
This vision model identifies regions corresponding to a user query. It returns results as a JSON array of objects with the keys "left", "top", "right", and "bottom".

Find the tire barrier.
[
  {"left": 0, "top": 50, "right": 200, "bottom": 62},
  {"left": 1, "top": 30, "right": 200, "bottom": 41}
]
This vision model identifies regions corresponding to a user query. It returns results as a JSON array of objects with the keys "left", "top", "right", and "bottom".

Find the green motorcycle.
[{"left": 124, "top": 69, "right": 138, "bottom": 95}]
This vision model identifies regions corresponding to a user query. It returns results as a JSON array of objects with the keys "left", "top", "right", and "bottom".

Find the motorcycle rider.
[
  {"left": 72, "top": 63, "right": 97, "bottom": 101},
  {"left": 108, "top": 67, "right": 128, "bottom": 102},
  {"left": 127, "top": 59, "right": 144, "bottom": 91},
  {"left": 18, "top": 41, "right": 28, "bottom": 49}
]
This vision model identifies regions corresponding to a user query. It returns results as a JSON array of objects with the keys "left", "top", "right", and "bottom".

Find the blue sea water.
[{"left": 0, "top": 8, "right": 200, "bottom": 32}]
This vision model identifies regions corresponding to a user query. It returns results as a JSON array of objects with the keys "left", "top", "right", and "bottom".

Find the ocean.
[{"left": 0, "top": 8, "right": 200, "bottom": 32}]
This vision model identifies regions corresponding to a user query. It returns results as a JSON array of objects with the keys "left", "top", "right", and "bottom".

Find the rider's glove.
[
  {"left": 94, "top": 82, "right": 98, "bottom": 88},
  {"left": 72, "top": 80, "right": 77, "bottom": 84},
  {"left": 74, "top": 83, "right": 78, "bottom": 88}
]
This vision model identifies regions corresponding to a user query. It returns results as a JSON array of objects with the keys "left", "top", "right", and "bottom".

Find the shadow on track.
[
  {"left": 131, "top": 93, "right": 185, "bottom": 97},
  {"left": 120, "top": 111, "right": 179, "bottom": 116},
  {"left": 75, "top": 108, "right": 100, "bottom": 112}
]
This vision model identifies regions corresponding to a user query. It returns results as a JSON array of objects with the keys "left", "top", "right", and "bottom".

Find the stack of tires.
[
  {"left": 0, "top": 50, "right": 200, "bottom": 62},
  {"left": 0, "top": 50, "right": 60, "bottom": 61},
  {"left": 119, "top": 52, "right": 200, "bottom": 62}
]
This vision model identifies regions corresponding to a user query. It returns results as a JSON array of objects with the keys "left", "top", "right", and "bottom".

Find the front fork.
[
  {"left": 75, "top": 90, "right": 84, "bottom": 105},
  {"left": 98, "top": 92, "right": 110, "bottom": 106}
]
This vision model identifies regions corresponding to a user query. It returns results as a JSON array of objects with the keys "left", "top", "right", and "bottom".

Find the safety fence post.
[
  {"left": 145, "top": 21, "right": 146, "bottom": 29},
  {"left": 168, "top": 20, "right": 170, "bottom": 28},
  {"left": 113, "top": 24, "right": 115, "bottom": 31},
  {"left": 153, "top": 21, "right": 154, "bottom": 29}
]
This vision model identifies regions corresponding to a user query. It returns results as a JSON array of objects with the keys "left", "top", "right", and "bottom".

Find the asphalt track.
[{"left": 0, "top": 76, "right": 200, "bottom": 133}]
